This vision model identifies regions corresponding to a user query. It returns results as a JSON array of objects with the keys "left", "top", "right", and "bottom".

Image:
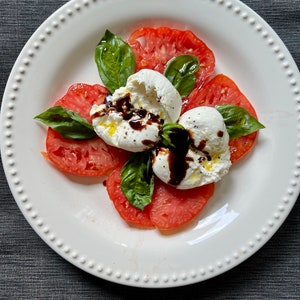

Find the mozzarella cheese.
[
  {"left": 91, "top": 68, "right": 231, "bottom": 189},
  {"left": 152, "top": 107, "right": 232, "bottom": 189},
  {"left": 126, "top": 68, "right": 182, "bottom": 123},
  {"left": 90, "top": 69, "right": 182, "bottom": 152}
]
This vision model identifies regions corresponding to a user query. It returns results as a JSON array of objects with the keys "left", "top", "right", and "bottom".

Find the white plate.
[{"left": 1, "top": 0, "right": 300, "bottom": 288}]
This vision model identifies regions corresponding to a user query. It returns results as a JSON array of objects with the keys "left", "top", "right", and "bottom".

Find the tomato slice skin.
[
  {"left": 106, "top": 166, "right": 154, "bottom": 228},
  {"left": 45, "top": 83, "right": 130, "bottom": 176},
  {"left": 106, "top": 166, "right": 214, "bottom": 230},
  {"left": 183, "top": 74, "right": 259, "bottom": 162},
  {"left": 127, "top": 27, "right": 215, "bottom": 88}
]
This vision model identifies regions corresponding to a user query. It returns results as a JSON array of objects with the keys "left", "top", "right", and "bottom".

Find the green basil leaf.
[
  {"left": 160, "top": 122, "right": 188, "bottom": 149},
  {"left": 34, "top": 106, "right": 96, "bottom": 140},
  {"left": 216, "top": 104, "right": 265, "bottom": 140},
  {"left": 121, "top": 151, "right": 154, "bottom": 211},
  {"left": 164, "top": 54, "right": 199, "bottom": 97},
  {"left": 95, "top": 30, "right": 136, "bottom": 93}
]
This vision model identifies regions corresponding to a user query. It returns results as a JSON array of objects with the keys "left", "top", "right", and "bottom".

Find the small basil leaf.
[
  {"left": 160, "top": 123, "right": 188, "bottom": 149},
  {"left": 121, "top": 151, "right": 154, "bottom": 211},
  {"left": 164, "top": 54, "right": 199, "bottom": 97},
  {"left": 34, "top": 106, "right": 96, "bottom": 140},
  {"left": 95, "top": 30, "right": 136, "bottom": 93},
  {"left": 216, "top": 104, "right": 265, "bottom": 140}
]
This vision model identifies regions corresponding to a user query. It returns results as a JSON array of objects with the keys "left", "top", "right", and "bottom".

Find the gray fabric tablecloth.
[{"left": 1, "top": 0, "right": 299, "bottom": 298}]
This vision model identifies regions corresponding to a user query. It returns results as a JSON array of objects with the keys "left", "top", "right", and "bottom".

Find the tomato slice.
[
  {"left": 54, "top": 83, "right": 108, "bottom": 123},
  {"left": 149, "top": 179, "right": 214, "bottom": 230},
  {"left": 106, "top": 166, "right": 154, "bottom": 228},
  {"left": 45, "top": 83, "right": 130, "bottom": 176},
  {"left": 183, "top": 74, "right": 259, "bottom": 162},
  {"left": 127, "top": 27, "right": 215, "bottom": 88},
  {"left": 106, "top": 166, "right": 214, "bottom": 230},
  {"left": 45, "top": 128, "right": 129, "bottom": 176}
]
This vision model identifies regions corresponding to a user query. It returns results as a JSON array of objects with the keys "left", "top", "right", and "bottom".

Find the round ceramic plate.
[{"left": 1, "top": 0, "right": 300, "bottom": 288}]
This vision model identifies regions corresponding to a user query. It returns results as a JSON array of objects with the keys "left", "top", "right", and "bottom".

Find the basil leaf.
[
  {"left": 121, "top": 151, "right": 154, "bottom": 211},
  {"left": 160, "top": 123, "right": 188, "bottom": 149},
  {"left": 216, "top": 104, "right": 265, "bottom": 140},
  {"left": 95, "top": 30, "right": 136, "bottom": 93},
  {"left": 34, "top": 106, "right": 96, "bottom": 140},
  {"left": 164, "top": 54, "right": 199, "bottom": 97}
]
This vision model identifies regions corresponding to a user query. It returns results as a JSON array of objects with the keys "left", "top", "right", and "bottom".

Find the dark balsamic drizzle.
[
  {"left": 166, "top": 128, "right": 190, "bottom": 187},
  {"left": 142, "top": 139, "right": 157, "bottom": 147},
  {"left": 91, "top": 93, "right": 162, "bottom": 147},
  {"left": 198, "top": 156, "right": 206, "bottom": 163}
]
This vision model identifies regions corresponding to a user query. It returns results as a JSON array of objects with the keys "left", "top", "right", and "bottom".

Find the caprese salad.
[{"left": 35, "top": 27, "right": 264, "bottom": 230}]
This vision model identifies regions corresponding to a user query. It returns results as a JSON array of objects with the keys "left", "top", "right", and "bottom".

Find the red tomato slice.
[
  {"left": 45, "top": 83, "right": 130, "bottom": 176},
  {"left": 54, "top": 83, "right": 108, "bottom": 123},
  {"left": 127, "top": 27, "right": 215, "bottom": 88},
  {"left": 106, "top": 166, "right": 214, "bottom": 230},
  {"left": 149, "top": 179, "right": 214, "bottom": 230},
  {"left": 106, "top": 166, "right": 154, "bottom": 228},
  {"left": 45, "top": 128, "right": 128, "bottom": 176},
  {"left": 183, "top": 74, "right": 259, "bottom": 163}
]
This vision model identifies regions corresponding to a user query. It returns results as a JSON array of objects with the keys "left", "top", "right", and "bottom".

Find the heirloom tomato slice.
[
  {"left": 54, "top": 83, "right": 107, "bottom": 123},
  {"left": 127, "top": 27, "right": 215, "bottom": 88},
  {"left": 149, "top": 179, "right": 215, "bottom": 230},
  {"left": 106, "top": 166, "right": 154, "bottom": 228},
  {"left": 44, "top": 83, "right": 129, "bottom": 176},
  {"left": 183, "top": 74, "right": 259, "bottom": 163},
  {"left": 106, "top": 166, "right": 214, "bottom": 230}
]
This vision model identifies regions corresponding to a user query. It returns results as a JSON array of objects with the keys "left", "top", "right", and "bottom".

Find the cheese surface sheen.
[{"left": 90, "top": 69, "right": 182, "bottom": 152}]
